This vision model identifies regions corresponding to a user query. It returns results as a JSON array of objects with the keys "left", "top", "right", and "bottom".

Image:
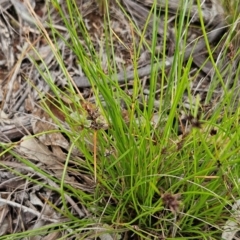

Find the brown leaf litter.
[{"left": 0, "top": 0, "right": 239, "bottom": 238}]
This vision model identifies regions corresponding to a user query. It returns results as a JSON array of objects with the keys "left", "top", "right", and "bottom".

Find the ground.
[{"left": 0, "top": 0, "right": 239, "bottom": 239}]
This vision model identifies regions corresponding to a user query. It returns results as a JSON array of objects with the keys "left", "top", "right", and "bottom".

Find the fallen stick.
[{"left": 73, "top": 21, "right": 227, "bottom": 88}]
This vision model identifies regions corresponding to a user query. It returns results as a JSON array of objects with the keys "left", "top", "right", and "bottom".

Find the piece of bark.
[{"left": 0, "top": 116, "right": 32, "bottom": 142}]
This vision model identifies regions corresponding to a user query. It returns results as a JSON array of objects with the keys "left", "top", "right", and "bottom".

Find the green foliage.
[{"left": 2, "top": 0, "right": 239, "bottom": 239}]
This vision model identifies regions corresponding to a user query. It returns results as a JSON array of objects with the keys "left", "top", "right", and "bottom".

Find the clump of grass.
[{"left": 2, "top": 0, "right": 240, "bottom": 239}]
